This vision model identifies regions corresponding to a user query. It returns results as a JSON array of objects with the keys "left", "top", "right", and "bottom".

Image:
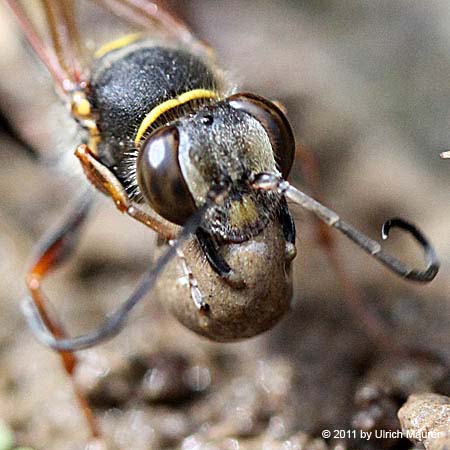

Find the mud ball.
[{"left": 155, "top": 221, "right": 294, "bottom": 341}]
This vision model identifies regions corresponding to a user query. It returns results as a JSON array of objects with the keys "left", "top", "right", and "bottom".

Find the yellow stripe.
[
  {"left": 134, "top": 89, "right": 218, "bottom": 146},
  {"left": 95, "top": 33, "right": 142, "bottom": 58}
]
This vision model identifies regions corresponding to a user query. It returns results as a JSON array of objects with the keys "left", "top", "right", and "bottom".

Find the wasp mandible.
[{"left": 6, "top": 0, "right": 439, "bottom": 440}]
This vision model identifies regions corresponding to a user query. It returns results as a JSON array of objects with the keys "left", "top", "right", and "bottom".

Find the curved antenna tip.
[
  {"left": 382, "top": 217, "right": 427, "bottom": 247},
  {"left": 381, "top": 219, "right": 392, "bottom": 240},
  {"left": 251, "top": 172, "right": 440, "bottom": 284},
  {"left": 381, "top": 217, "right": 440, "bottom": 282}
]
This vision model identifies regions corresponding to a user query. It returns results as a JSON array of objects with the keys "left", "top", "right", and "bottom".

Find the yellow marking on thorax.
[
  {"left": 70, "top": 90, "right": 100, "bottom": 155},
  {"left": 95, "top": 33, "right": 142, "bottom": 58},
  {"left": 134, "top": 89, "right": 218, "bottom": 147},
  {"left": 71, "top": 91, "right": 91, "bottom": 118}
]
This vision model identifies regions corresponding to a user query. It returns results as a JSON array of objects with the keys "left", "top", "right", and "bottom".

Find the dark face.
[{"left": 137, "top": 95, "right": 295, "bottom": 243}]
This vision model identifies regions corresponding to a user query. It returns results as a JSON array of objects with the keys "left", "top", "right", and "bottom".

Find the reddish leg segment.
[
  {"left": 25, "top": 194, "right": 100, "bottom": 437},
  {"left": 41, "top": 0, "right": 85, "bottom": 85},
  {"left": 5, "top": 0, "right": 71, "bottom": 92},
  {"left": 75, "top": 144, "right": 178, "bottom": 239},
  {"left": 100, "top": 0, "right": 213, "bottom": 57}
]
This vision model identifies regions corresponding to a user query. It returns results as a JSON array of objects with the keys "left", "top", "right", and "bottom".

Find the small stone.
[{"left": 398, "top": 393, "right": 450, "bottom": 450}]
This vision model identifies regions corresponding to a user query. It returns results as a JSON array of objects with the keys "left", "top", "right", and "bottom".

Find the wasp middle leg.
[{"left": 293, "top": 145, "right": 405, "bottom": 351}]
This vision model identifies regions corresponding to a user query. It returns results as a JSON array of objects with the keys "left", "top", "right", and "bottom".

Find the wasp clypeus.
[{"left": 6, "top": 0, "right": 439, "bottom": 442}]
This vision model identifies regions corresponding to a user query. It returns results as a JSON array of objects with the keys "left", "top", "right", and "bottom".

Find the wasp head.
[{"left": 137, "top": 94, "right": 295, "bottom": 243}]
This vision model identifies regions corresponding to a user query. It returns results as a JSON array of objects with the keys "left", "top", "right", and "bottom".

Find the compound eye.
[
  {"left": 227, "top": 93, "right": 295, "bottom": 179},
  {"left": 137, "top": 126, "right": 196, "bottom": 225}
]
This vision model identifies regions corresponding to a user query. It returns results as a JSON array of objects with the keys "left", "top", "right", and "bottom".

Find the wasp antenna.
[
  {"left": 21, "top": 181, "right": 231, "bottom": 351},
  {"left": 21, "top": 204, "right": 206, "bottom": 351},
  {"left": 380, "top": 218, "right": 439, "bottom": 280},
  {"left": 251, "top": 172, "right": 440, "bottom": 283}
]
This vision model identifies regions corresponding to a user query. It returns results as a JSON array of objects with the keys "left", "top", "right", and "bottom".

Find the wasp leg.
[
  {"left": 42, "top": 0, "right": 85, "bottom": 85},
  {"left": 100, "top": 0, "right": 213, "bottom": 58},
  {"left": 21, "top": 197, "right": 221, "bottom": 352},
  {"left": 170, "top": 241, "right": 209, "bottom": 312},
  {"left": 196, "top": 228, "right": 245, "bottom": 288},
  {"left": 278, "top": 197, "right": 297, "bottom": 262},
  {"left": 25, "top": 193, "right": 101, "bottom": 438},
  {"left": 5, "top": 0, "right": 72, "bottom": 92},
  {"left": 75, "top": 144, "right": 178, "bottom": 240}
]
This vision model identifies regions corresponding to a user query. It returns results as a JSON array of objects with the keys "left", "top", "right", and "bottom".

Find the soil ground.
[{"left": 0, "top": 1, "right": 449, "bottom": 449}]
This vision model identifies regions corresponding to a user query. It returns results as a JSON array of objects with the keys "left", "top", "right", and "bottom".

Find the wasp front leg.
[
  {"left": 25, "top": 194, "right": 100, "bottom": 439},
  {"left": 278, "top": 198, "right": 297, "bottom": 262},
  {"left": 75, "top": 144, "right": 178, "bottom": 240},
  {"left": 193, "top": 199, "right": 295, "bottom": 290},
  {"left": 195, "top": 228, "right": 245, "bottom": 288}
]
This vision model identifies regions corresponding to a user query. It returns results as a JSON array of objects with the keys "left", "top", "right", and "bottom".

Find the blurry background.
[{"left": 0, "top": 1, "right": 449, "bottom": 449}]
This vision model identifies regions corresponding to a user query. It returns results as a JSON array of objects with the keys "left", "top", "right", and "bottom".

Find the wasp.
[{"left": 5, "top": 0, "right": 440, "bottom": 442}]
